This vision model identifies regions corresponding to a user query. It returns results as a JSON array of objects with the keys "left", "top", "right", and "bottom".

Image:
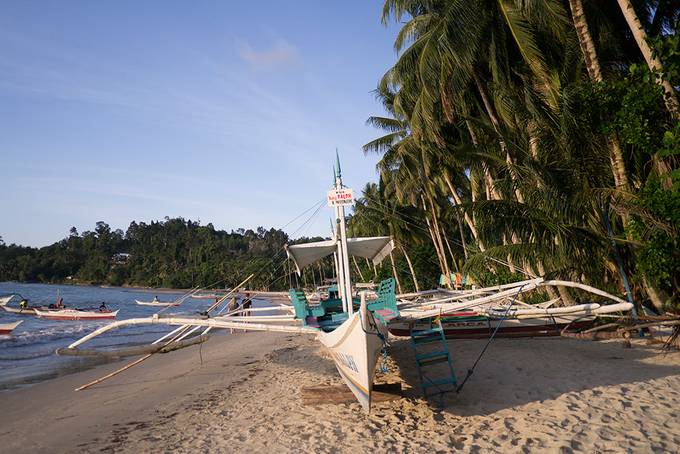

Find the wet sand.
[{"left": 0, "top": 332, "right": 678, "bottom": 453}]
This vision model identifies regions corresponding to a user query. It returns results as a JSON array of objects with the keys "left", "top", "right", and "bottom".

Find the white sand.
[{"left": 0, "top": 332, "right": 678, "bottom": 453}]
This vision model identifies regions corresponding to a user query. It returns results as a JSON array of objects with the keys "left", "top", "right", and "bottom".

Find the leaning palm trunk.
[
  {"left": 473, "top": 72, "right": 525, "bottom": 204},
  {"left": 352, "top": 256, "right": 365, "bottom": 282},
  {"left": 427, "top": 195, "right": 453, "bottom": 285},
  {"left": 534, "top": 262, "right": 560, "bottom": 301},
  {"left": 388, "top": 251, "right": 403, "bottom": 294},
  {"left": 440, "top": 225, "right": 459, "bottom": 273},
  {"left": 615, "top": 0, "right": 679, "bottom": 120},
  {"left": 443, "top": 175, "right": 485, "bottom": 251},
  {"left": 425, "top": 218, "right": 447, "bottom": 278},
  {"left": 399, "top": 244, "right": 420, "bottom": 292},
  {"left": 567, "top": 0, "right": 631, "bottom": 193}
]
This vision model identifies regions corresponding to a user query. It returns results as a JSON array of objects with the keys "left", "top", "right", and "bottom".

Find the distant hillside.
[{"left": 0, "top": 218, "right": 324, "bottom": 290}]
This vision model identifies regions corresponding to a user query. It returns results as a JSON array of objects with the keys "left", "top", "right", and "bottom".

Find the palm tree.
[{"left": 615, "top": 0, "right": 679, "bottom": 119}]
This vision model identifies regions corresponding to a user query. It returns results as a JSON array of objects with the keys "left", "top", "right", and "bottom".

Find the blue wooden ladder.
[{"left": 409, "top": 317, "right": 457, "bottom": 398}]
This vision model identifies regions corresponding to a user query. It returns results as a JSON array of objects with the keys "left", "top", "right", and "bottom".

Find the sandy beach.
[{"left": 1, "top": 332, "right": 679, "bottom": 453}]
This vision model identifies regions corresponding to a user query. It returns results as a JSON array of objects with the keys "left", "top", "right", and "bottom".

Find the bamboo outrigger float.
[{"left": 62, "top": 156, "right": 636, "bottom": 411}]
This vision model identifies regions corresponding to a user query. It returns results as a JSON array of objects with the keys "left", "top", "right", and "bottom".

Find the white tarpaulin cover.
[{"left": 286, "top": 236, "right": 394, "bottom": 274}]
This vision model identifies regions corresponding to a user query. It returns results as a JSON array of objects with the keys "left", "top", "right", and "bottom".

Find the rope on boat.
[{"left": 456, "top": 283, "right": 528, "bottom": 394}]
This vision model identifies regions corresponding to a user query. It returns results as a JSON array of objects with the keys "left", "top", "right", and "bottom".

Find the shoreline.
[
  {"left": 0, "top": 280, "right": 275, "bottom": 295},
  {"left": 0, "top": 332, "right": 678, "bottom": 452}
]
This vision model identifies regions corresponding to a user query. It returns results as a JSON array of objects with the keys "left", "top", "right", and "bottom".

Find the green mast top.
[{"left": 335, "top": 148, "right": 342, "bottom": 180}]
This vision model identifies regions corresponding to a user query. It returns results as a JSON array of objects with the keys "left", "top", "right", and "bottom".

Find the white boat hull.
[
  {"left": 0, "top": 305, "right": 39, "bottom": 315},
  {"left": 135, "top": 300, "right": 179, "bottom": 307},
  {"left": 317, "top": 311, "right": 385, "bottom": 411},
  {"left": 34, "top": 309, "right": 119, "bottom": 320}
]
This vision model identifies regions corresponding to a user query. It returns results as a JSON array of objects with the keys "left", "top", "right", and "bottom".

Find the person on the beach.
[
  {"left": 227, "top": 297, "right": 239, "bottom": 313},
  {"left": 227, "top": 297, "right": 239, "bottom": 333},
  {"left": 241, "top": 292, "right": 252, "bottom": 317}
]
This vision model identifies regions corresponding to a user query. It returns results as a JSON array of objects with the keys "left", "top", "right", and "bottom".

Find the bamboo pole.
[
  {"left": 75, "top": 324, "right": 193, "bottom": 391},
  {"left": 72, "top": 274, "right": 256, "bottom": 391}
]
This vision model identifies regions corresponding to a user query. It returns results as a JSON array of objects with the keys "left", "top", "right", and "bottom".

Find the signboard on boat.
[{"left": 327, "top": 188, "right": 354, "bottom": 207}]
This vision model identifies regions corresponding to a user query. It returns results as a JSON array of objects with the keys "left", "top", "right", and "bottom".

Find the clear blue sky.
[{"left": 0, "top": 1, "right": 399, "bottom": 246}]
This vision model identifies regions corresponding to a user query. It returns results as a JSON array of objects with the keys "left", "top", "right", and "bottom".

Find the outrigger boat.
[
  {"left": 0, "top": 320, "right": 22, "bottom": 335},
  {"left": 0, "top": 295, "right": 48, "bottom": 316},
  {"left": 34, "top": 308, "right": 119, "bottom": 321},
  {"left": 135, "top": 299, "right": 180, "bottom": 307},
  {"left": 63, "top": 157, "right": 635, "bottom": 411}
]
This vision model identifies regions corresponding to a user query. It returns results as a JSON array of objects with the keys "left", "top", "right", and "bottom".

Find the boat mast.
[
  {"left": 335, "top": 153, "right": 353, "bottom": 314},
  {"left": 333, "top": 202, "right": 347, "bottom": 313}
]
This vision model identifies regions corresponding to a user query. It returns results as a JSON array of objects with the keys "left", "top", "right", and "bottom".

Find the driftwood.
[
  {"left": 561, "top": 331, "right": 627, "bottom": 341},
  {"left": 563, "top": 316, "right": 680, "bottom": 345},
  {"left": 301, "top": 382, "right": 402, "bottom": 406},
  {"left": 582, "top": 322, "right": 623, "bottom": 334},
  {"left": 57, "top": 334, "right": 209, "bottom": 358}
]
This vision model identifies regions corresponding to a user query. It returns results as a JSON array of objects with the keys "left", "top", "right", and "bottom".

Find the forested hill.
[{"left": 0, "top": 218, "right": 321, "bottom": 290}]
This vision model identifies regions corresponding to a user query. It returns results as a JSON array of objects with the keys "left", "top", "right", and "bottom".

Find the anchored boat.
[
  {"left": 135, "top": 299, "right": 180, "bottom": 307},
  {"left": 34, "top": 308, "right": 119, "bottom": 321},
  {"left": 0, "top": 295, "right": 48, "bottom": 316}
]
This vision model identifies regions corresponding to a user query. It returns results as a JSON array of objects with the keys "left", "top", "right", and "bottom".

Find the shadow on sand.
[{"left": 388, "top": 336, "right": 680, "bottom": 416}]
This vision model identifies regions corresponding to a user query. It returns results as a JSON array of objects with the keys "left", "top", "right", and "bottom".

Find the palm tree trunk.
[
  {"left": 643, "top": 277, "right": 665, "bottom": 312},
  {"left": 567, "top": 0, "right": 632, "bottom": 193},
  {"left": 556, "top": 284, "right": 576, "bottom": 307},
  {"left": 502, "top": 233, "right": 517, "bottom": 274},
  {"left": 443, "top": 175, "right": 484, "bottom": 251},
  {"left": 535, "top": 261, "right": 560, "bottom": 301},
  {"left": 568, "top": 0, "right": 603, "bottom": 81},
  {"left": 440, "top": 225, "right": 459, "bottom": 272},
  {"left": 352, "top": 256, "right": 365, "bottom": 282},
  {"left": 425, "top": 216, "right": 447, "bottom": 278},
  {"left": 465, "top": 115, "right": 501, "bottom": 201},
  {"left": 389, "top": 251, "right": 403, "bottom": 294},
  {"left": 427, "top": 193, "right": 453, "bottom": 284},
  {"left": 454, "top": 210, "right": 468, "bottom": 259},
  {"left": 399, "top": 244, "right": 420, "bottom": 292},
  {"left": 473, "top": 71, "right": 525, "bottom": 204},
  {"left": 615, "top": 0, "right": 679, "bottom": 120}
]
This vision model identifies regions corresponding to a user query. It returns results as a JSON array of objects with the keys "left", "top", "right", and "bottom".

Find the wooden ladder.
[{"left": 409, "top": 317, "right": 457, "bottom": 398}]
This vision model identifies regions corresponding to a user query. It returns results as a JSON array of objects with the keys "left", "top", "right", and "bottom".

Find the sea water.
[{"left": 0, "top": 282, "right": 269, "bottom": 390}]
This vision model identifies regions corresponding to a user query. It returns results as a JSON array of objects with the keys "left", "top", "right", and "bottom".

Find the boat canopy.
[{"left": 286, "top": 236, "right": 394, "bottom": 274}]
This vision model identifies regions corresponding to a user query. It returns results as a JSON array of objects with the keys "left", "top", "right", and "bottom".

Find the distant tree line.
[{"left": 0, "top": 218, "right": 323, "bottom": 290}]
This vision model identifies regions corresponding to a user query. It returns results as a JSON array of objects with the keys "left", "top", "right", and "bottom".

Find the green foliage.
[
  {"left": 629, "top": 169, "right": 680, "bottom": 293},
  {"left": 596, "top": 63, "right": 669, "bottom": 155},
  {"left": 0, "top": 219, "right": 299, "bottom": 290}
]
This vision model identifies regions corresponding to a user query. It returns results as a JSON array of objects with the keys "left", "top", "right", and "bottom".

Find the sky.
[{"left": 0, "top": 1, "right": 400, "bottom": 247}]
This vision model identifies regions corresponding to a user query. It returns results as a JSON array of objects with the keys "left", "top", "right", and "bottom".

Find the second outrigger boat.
[
  {"left": 34, "top": 308, "right": 119, "bottom": 321},
  {"left": 62, "top": 156, "right": 635, "bottom": 411}
]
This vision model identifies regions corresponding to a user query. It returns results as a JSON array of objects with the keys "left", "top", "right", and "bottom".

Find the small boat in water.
[
  {"left": 135, "top": 299, "right": 179, "bottom": 307},
  {"left": 192, "top": 293, "right": 225, "bottom": 300},
  {"left": 33, "top": 308, "right": 119, "bottom": 320},
  {"left": 0, "top": 295, "right": 47, "bottom": 316},
  {"left": 0, "top": 320, "right": 23, "bottom": 335}
]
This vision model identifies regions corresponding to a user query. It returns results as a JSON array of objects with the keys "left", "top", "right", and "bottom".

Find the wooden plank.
[{"left": 301, "top": 382, "right": 402, "bottom": 406}]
